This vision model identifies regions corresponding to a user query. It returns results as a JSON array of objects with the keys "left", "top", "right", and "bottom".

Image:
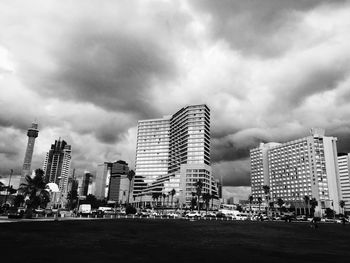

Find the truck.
[{"left": 78, "top": 204, "right": 92, "bottom": 216}]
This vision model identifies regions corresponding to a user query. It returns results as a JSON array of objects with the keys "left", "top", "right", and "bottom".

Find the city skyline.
[{"left": 1, "top": 1, "right": 350, "bottom": 199}]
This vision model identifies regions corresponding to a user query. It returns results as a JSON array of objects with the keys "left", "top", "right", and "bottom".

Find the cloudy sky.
[{"left": 1, "top": 0, "right": 350, "bottom": 198}]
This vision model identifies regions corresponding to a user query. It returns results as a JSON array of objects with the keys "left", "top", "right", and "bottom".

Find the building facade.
[
  {"left": 108, "top": 160, "right": 130, "bottom": 204},
  {"left": 133, "top": 104, "right": 219, "bottom": 208},
  {"left": 42, "top": 139, "right": 72, "bottom": 198},
  {"left": 94, "top": 161, "right": 131, "bottom": 202},
  {"left": 21, "top": 122, "right": 39, "bottom": 184},
  {"left": 337, "top": 153, "right": 350, "bottom": 213},
  {"left": 250, "top": 128, "right": 341, "bottom": 214}
]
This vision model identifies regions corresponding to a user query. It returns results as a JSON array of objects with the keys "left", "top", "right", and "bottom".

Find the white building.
[
  {"left": 337, "top": 153, "right": 350, "bottom": 213},
  {"left": 133, "top": 104, "right": 219, "bottom": 208},
  {"left": 250, "top": 128, "right": 341, "bottom": 214}
]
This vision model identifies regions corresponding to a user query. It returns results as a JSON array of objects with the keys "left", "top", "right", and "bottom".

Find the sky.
[{"left": 1, "top": 0, "right": 350, "bottom": 199}]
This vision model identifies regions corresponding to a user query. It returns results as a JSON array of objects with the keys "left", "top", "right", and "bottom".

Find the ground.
[{"left": 0, "top": 219, "right": 349, "bottom": 263}]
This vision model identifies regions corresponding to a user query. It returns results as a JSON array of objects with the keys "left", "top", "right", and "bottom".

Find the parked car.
[
  {"left": 186, "top": 211, "right": 201, "bottom": 219},
  {"left": 7, "top": 207, "right": 25, "bottom": 219},
  {"left": 44, "top": 209, "right": 53, "bottom": 216},
  {"left": 167, "top": 213, "right": 180, "bottom": 218},
  {"left": 235, "top": 214, "right": 248, "bottom": 221},
  {"left": 296, "top": 215, "right": 307, "bottom": 221}
]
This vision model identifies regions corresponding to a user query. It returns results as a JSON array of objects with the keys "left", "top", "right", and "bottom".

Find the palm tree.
[
  {"left": 304, "top": 195, "right": 310, "bottom": 216},
  {"left": 257, "top": 197, "right": 262, "bottom": 213},
  {"left": 127, "top": 170, "right": 135, "bottom": 204},
  {"left": 195, "top": 180, "right": 203, "bottom": 212},
  {"left": 310, "top": 198, "right": 318, "bottom": 217},
  {"left": 162, "top": 193, "right": 166, "bottom": 207},
  {"left": 277, "top": 198, "right": 284, "bottom": 215},
  {"left": 262, "top": 185, "right": 270, "bottom": 217},
  {"left": 19, "top": 168, "right": 50, "bottom": 210},
  {"left": 67, "top": 189, "right": 78, "bottom": 210},
  {"left": 210, "top": 194, "right": 216, "bottom": 210},
  {"left": 202, "top": 193, "right": 211, "bottom": 214},
  {"left": 249, "top": 195, "right": 254, "bottom": 216},
  {"left": 152, "top": 192, "right": 158, "bottom": 208},
  {"left": 170, "top": 189, "right": 176, "bottom": 208},
  {"left": 339, "top": 200, "right": 345, "bottom": 215}
]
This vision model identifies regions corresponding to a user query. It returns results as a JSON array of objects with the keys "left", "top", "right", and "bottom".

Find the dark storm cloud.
[
  {"left": 213, "top": 159, "right": 251, "bottom": 186},
  {"left": 26, "top": 29, "right": 177, "bottom": 119},
  {"left": 191, "top": 0, "right": 347, "bottom": 56},
  {"left": 272, "top": 62, "right": 350, "bottom": 110}
]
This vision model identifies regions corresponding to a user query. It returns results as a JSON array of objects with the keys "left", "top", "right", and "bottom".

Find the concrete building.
[
  {"left": 250, "top": 128, "right": 341, "bottom": 214},
  {"left": 21, "top": 122, "right": 39, "bottom": 184},
  {"left": 133, "top": 104, "right": 219, "bottom": 208},
  {"left": 81, "top": 171, "right": 92, "bottom": 196},
  {"left": 94, "top": 161, "right": 131, "bottom": 202},
  {"left": 108, "top": 160, "right": 130, "bottom": 204},
  {"left": 95, "top": 162, "right": 112, "bottom": 200},
  {"left": 337, "top": 153, "right": 350, "bottom": 213},
  {"left": 42, "top": 139, "right": 72, "bottom": 198}
]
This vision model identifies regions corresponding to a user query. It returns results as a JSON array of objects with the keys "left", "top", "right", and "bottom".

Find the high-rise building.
[
  {"left": 42, "top": 139, "right": 72, "bottom": 197},
  {"left": 94, "top": 160, "right": 131, "bottom": 202},
  {"left": 21, "top": 122, "right": 39, "bottom": 184},
  {"left": 133, "top": 104, "right": 219, "bottom": 208},
  {"left": 81, "top": 171, "right": 92, "bottom": 196},
  {"left": 108, "top": 160, "right": 130, "bottom": 203},
  {"left": 95, "top": 162, "right": 112, "bottom": 200},
  {"left": 337, "top": 153, "right": 350, "bottom": 213},
  {"left": 250, "top": 128, "right": 341, "bottom": 214}
]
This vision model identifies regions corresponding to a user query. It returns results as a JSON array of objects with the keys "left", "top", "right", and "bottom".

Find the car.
[
  {"left": 216, "top": 212, "right": 227, "bottom": 218},
  {"left": 335, "top": 217, "right": 349, "bottom": 224},
  {"left": 186, "top": 211, "right": 201, "bottom": 219},
  {"left": 235, "top": 214, "right": 248, "bottom": 221},
  {"left": 44, "top": 208, "right": 53, "bottom": 216},
  {"left": 34, "top": 208, "right": 45, "bottom": 216},
  {"left": 167, "top": 213, "right": 180, "bottom": 218},
  {"left": 296, "top": 215, "right": 307, "bottom": 221},
  {"left": 7, "top": 207, "right": 25, "bottom": 219}
]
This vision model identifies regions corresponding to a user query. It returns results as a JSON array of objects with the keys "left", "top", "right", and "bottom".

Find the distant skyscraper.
[
  {"left": 108, "top": 160, "right": 130, "bottom": 203},
  {"left": 94, "top": 161, "right": 131, "bottom": 202},
  {"left": 250, "top": 128, "right": 341, "bottom": 215},
  {"left": 21, "top": 122, "right": 39, "bottom": 183},
  {"left": 81, "top": 171, "right": 92, "bottom": 196},
  {"left": 133, "top": 104, "right": 219, "bottom": 207},
  {"left": 42, "top": 139, "right": 72, "bottom": 197}
]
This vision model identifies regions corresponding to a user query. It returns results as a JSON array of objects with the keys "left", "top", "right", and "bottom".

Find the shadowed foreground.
[{"left": 0, "top": 219, "right": 349, "bottom": 263}]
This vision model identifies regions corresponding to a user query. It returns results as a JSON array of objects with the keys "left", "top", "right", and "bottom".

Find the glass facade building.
[{"left": 133, "top": 104, "right": 219, "bottom": 207}]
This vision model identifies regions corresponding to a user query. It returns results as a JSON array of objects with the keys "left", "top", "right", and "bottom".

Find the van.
[{"left": 78, "top": 204, "right": 92, "bottom": 216}]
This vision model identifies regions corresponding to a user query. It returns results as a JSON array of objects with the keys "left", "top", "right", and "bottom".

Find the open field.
[{"left": 0, "top": 219, "right": 349, "bottom": 263}]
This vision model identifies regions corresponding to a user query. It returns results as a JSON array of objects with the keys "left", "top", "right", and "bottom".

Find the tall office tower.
[
  {"left": 337, "top": 153, "right": 350, "bottom": 213},
  {"left": 134, "top": 104, "right": 219, "bottom": 207},
  {"left": 21, "top": 122, "right": 39, "bottom": 183},
  {"left": 108, "top": 160, "right": 130, "bottom": 203},
  {"left": 95, "top": 162, "right": 112, "bottom": 200},
  {"left": 133, "top": 116, "right": 170, "bottom": 196},
  {"left": 42, "top": 139, "right": 72, "bottom": 196},
  {"left": 81, "top": 171, "right": 92, "bottom": 196},
  {"left": 250, "top": 128, "right": 341, "bottom": 214}
]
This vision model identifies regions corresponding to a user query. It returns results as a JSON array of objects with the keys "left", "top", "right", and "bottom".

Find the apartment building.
[
  {"left": 250, "top": 128, "right": 341, "bottom": 214},
  {"left": 337, "top": 153, "right": 350, "bottom": 213}
]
